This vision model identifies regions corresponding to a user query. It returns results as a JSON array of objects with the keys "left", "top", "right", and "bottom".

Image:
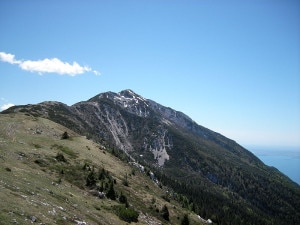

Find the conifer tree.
[
  {"left": 106, "top": 182, "right": 116, "bottom": 200},
  {"left": 181, "top": 214, "right": 189, "bottom": 225},
  {"left": 86, "top": 169, "right": 97, "bottom": 187}
]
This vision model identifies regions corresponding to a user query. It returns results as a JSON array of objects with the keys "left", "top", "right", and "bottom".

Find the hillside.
[
  {"left": 2, "top": 89, "right": 300, "bottom": 225},
  {"left": 0, "top": 113, "right": 204, "bottom": 225}
]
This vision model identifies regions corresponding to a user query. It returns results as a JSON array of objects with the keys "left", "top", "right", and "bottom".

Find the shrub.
[
  {"left": 61, "top": 131, "right": 69, "bottom": 139},
  {"left": 51, "top": 144, "right": 77, "bottom": 158},
  {"left": 34, "top": 159, "right": 49, "bottom": 167},
  {"left": 32, "top": 143, "right": 42, "bottom": 148},
  {"left": 119, "top": 192, "right": 129, "bottom": 208},
  {"left": 122, "top": 173, "right": 129, "bottom": 186},
  {"left": 55, "top": 153, "right": 67, "bottom": 162},
  {"left": 114, "top": 205, "right": 138, "bottom": 223}
]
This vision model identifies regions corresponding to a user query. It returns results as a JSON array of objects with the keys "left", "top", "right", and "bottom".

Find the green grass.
[{"left": 51, "top": 144, "right": 78, "bottom": 158}]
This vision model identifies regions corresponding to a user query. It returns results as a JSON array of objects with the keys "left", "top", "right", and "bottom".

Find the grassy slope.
[{"left": 0, "top": 113, "right": 203, "bottom": 225}]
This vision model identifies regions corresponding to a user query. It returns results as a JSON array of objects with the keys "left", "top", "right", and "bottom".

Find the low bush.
[
  {"left": 61, "top": 131, "right": 69, "bottom": 139},
  {"left": 55, "top": 153, "right": 67, "bottom": 162},
  {"left": 114, "top": 205, "right": 138, "bottom": 223}
]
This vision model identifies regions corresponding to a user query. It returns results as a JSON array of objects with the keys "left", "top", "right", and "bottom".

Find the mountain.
[
  {"left": 0, "top": 113, "right": 203, "bottom": 225},
  {"left": 2, "top": 89, "right": 300, "bottom": 225}
]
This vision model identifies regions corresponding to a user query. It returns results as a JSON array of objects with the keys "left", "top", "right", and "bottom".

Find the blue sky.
[{"left": 0, "top": 0, "right": 299, "bottom": 148}]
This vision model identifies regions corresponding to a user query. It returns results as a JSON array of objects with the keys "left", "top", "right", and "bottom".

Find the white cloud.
[
  {"left": 19, "top": 58, "right": 92, "bottom": 76},
  {"left": 0, "top": 103, "right": 15, "bottom": 111},
  {"left": 0, "top": 51, "right": 100, "bottom": 76},
  {"left": 0, "top": 52, "right": 20, "bottom": 64}
]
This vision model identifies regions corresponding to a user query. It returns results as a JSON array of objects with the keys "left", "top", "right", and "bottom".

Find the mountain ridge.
[
  {"left": 0, "top": 112, "right": 205, "bottom": 225},
  {"left": 2, "top": 89, "right": 300, "bottom": 225}
]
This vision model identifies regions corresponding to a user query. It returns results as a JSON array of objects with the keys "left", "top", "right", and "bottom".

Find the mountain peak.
[
  {"left": 119, "top": 89, "right": 138, "bottom": 97},
  {"left": 118, "top": 89, "right": 147, "bottom": 102},
  {"left": 110, "top": 89, "right": 150, "bottom": 117}
]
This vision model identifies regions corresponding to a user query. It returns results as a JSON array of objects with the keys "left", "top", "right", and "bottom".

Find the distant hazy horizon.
[{"left": 247, "top": 145, "right": 300, "bottom": 185}]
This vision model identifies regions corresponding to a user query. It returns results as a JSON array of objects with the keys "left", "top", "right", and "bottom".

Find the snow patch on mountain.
[{"left": 112, "top": 90, "right": 151, "bottom": 117}]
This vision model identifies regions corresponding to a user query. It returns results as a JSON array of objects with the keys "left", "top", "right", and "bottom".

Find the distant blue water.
[{"left": 247, "top": 146, "right": 300, "bottom": 185}]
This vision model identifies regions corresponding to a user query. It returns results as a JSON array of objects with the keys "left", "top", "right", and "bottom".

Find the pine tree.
[
  {"left": 86, "top": 169, "right": 97, "bottom": 187},
  {"left": 106, "top": 182, "right": 116, "bottom": 200},
  {"left": 181, "top": 214, "right": 189, "bottom": 225},
  {"left": 98, "top": 168, "right": 106, "bottom": 180}
]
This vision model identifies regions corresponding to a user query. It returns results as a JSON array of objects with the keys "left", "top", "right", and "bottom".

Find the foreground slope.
[
  {"left": 3, "top": 89, "right": 300, "bottom": 225},
  {"left": 0, "top": 113, "right": 203, "bottom": 225}
]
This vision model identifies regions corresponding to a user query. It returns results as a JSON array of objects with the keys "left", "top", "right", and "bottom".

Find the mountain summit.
[{"left": 3, "top": 89, "right": 300, "bottom": 224}]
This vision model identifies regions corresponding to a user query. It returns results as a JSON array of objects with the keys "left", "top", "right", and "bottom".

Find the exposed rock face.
[
  {"left": 73, "top": 99, "right": 134, "bottom": 153},
  {"left": 77, "top": 90, "right": 174, "bottom": 164},
  {"left": 143, "top": 127, "right": 172, "bottom": 166}
]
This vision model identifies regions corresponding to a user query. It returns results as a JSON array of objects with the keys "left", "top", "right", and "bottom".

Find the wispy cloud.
[
  {"left": 0, "top": 52, "right": 100, "bottom": 76},
  {"left": 0, "top": 103, "right": 15, "bottom": 111}
]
